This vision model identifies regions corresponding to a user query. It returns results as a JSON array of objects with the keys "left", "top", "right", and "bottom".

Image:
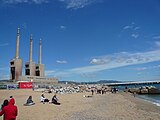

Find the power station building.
[
  {"left": 10, "top": 28, "right": 22, "bottom": 81},
  {"left": 10, "top": 28, "right": 58, "bottom": 84}
]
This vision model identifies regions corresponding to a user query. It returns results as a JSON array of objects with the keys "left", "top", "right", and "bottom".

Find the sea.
[{"left": 117, "top": 83, "right": 160, "bottom": 107}]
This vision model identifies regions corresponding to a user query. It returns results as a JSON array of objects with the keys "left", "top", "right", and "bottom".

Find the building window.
[
  {"left": 10, "top": 62, "right": 14, "bottom": 65},
  {"left": 26, "top": 69, "right": 30, "bottom": 75},
  {"left": 36, "top": 66, "right": 39, "bottom": 69},
  {"left": 36, "top": 71, "right": 40, "bottom": 76},
  {"left": 25, "top": 64, "right": 29, "bottom": 68},
  {"left": 10, "top": 67, "right": 15, "bottom": 80}
]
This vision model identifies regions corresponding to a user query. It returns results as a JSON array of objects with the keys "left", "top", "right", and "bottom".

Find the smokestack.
[
  {"left": 29, "top": 34, "right": 33, "bottom": 63},
  {"left": 15, "top": 28, "right": 20, "bottom": 59},
  {"left": 38, "top": 38, "right": 42, "bottom": 64}
]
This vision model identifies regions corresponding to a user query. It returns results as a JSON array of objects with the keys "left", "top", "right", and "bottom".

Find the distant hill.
[
  {"left": 97, "top": 80, "right": 122, "bottom": 83},
  {"left": 59, "top": 80, "right": 122, "bottom": 85},
  {"left": 80, "top": 80, "right": 122, "bottom": 84},
  {"left": 58, "top": 81, "right": 79, "bottom": 85},
  {"left": 0, "top": 80, "right": 10, "bottom": 82}
]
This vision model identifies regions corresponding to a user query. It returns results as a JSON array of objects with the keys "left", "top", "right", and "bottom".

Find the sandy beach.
[{"left": 0, "top": 89, "right": 160, "bottom": 120}]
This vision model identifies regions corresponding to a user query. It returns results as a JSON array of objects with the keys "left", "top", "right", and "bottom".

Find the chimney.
[
  {"left": 29, "top": 34, "right": 33, "bottom": 63},
  {"left": 38, "top": 38, "right": 42, "bottom": 64},
  {"left": 15, "top": 28, "right": 20, "bottom": 59}
]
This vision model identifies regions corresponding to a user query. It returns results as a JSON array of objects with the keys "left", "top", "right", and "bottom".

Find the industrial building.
[{"left": 10, "top": 28, "right": 58, "bottom": 86}]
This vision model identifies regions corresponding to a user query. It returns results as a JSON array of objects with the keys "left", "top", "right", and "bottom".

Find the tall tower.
[
  {"left": 38, "top": 39, "right": 42, "bottom": 64},
  {"left": 25, "top": 35, "right": 36, "bottom": 76},
  {"left": 29, "top": 35, "right": 33, "bottom": 63},
  {"left": 10, "top": 28, "right": 22, "bottom": 81},
  {"left": 36, "top": 38, "right": 44, "bottom": 77}
]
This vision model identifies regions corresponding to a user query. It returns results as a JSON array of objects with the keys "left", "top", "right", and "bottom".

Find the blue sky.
[{"left": 1, "top": 0, "right": 160, "bottom": 82}]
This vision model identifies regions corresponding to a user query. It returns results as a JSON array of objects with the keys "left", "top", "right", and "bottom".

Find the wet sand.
[{"left": 0, "top": 89, "right": 160, "bottom": 120}]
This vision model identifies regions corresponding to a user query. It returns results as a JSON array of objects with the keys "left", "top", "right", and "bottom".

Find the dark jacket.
[
  {"left": 26, "top": 98, "right": 33, "bottom": 104},
  {"left": 0, "top": 98, "right": 18, "bottom": 120}
]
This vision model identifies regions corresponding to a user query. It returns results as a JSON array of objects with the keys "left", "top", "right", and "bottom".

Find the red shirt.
[{"left": 0, "top": 98, "right": 18, "bottom": 120}]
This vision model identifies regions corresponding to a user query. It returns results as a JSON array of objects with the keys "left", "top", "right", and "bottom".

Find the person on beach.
[
  {"left": 40, "top": 94, "right": 49, "bottom": 104},
  {"left": 48, "top": 88, "right": 52, "bottom": 93},
  {"left": 24, "top": 96, "right": 35, "bottom": 106},
  {"left": 51, "top": 94, "right": 60, "bottom": 105},
  {"left": 0, "top": 98, "right": 18, "bottom": 120},
  {"left": 91, "top": 89, "right": 94, "bottom": 95},
  {"left": 133, "top": 92, "right": 136, "bottom": 97},
  {"left": 9, "top": 96, "right": 13, "bottom": 100},
  {"left": 1, "top": 100, "right": 8, "bottom": 110},
  {"left": 111, "top": 87, "right": 117, "bottom": 93}
]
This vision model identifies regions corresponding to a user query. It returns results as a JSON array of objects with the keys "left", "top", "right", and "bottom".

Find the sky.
[{"left": 1, "top": 0, "right": 160, "bottom": 82}]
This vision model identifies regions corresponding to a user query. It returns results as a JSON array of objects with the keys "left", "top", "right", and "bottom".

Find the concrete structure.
[
  {"left": 36, "top": 39, "right": 44, "bottom": 77},
  {"left": 19, "top": 76, "right": 58, "bottom": 84},
  {"left": 10, "top": 28, "right": 58, "bottom": 84},
  {"left": 25, "top": 35, "right": 36, "bottom": 76},
  {"left": 10, "top": 28, "right": 22, "bottom": 81},
  {"left": 106, "top": 80, "right": 160, "bottom": 86}
]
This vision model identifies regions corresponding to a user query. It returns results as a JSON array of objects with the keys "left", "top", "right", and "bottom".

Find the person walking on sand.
[{"left": 0, "top": 98, "right": 18, "bottom": 120}]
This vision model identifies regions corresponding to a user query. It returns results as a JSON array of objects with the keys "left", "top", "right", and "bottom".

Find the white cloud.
[
  {"left": 2, "top": 0, "right": 101, "bottom": 8},
  {"left": 90, "top": 58, "right": 111, "bottom": 65},
  {"left": 56, "top": 60, "right": 68, "bottom": 64},
  {"left": 52, "top": 50, "right": 160, "bottom": 77},
  {"left": 60, "top": 25, "right": 66, "bottom": 30},
  {"left": 45, "top": 70, "right": 56, "bottom": 76},
  {"left": 81, "top": 73, "right": 96, "bottom": 78},
  {"left": 134, "top": 27, "right": 140, "bottom": 30},
  {"left": 90, "top": 58, "right": 103, "bottom": 64},
  {"left": 131, "top": 33, "right": 139, "bottom": 38},
  {"left": 123, "top": 23, "right": 140, "bottom": 31},
  {"left": 0, "top": 43, "right": 9, "bottom": 47},
  {"left": 58, "top": 0, "right": 98, "bottom": 9},
  {"left": 135, "top": 67, "right": 147, "bottom": 71},
  {"left": 155, "top": 41, "right": 160, "bottom": 47},
  {"left": 122, "top": 22, "right": 141, "bottom": 39},
  {"left": 123, "top": 25, "right": 133, "bottom": 30},
  {"left": 2, "top": 0, "right": 48, "bottom": 4}
]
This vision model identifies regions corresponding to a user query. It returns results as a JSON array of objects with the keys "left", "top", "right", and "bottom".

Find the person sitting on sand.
[
  {"left": 51, "top": 94, "right": 60, "bottom": 105},
  {"left": 40, "top": 94, "right": 49, "bottom": 103},
  {"left": 24, "top": 96, "right": 35, "bottom": 106}
]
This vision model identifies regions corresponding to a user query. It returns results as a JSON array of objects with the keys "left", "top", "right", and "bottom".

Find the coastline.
[
  {"left": 0, "top": 89, "right": 160, "bottom": 120},
  {"left": 121, "top": 92, "right": 160, "bottom": 113},
  {"left": 137, "top": 94, "right": 160, "bottom": 107}
]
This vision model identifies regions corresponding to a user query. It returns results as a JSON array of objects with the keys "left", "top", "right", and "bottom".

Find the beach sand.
[{"left": 0, "top": 89, "right": 160, "bottom": 120}]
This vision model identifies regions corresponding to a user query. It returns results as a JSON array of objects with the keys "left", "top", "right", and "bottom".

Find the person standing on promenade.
[{"left": 0, "top": 98, "right": 18, "bottom": 120}]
